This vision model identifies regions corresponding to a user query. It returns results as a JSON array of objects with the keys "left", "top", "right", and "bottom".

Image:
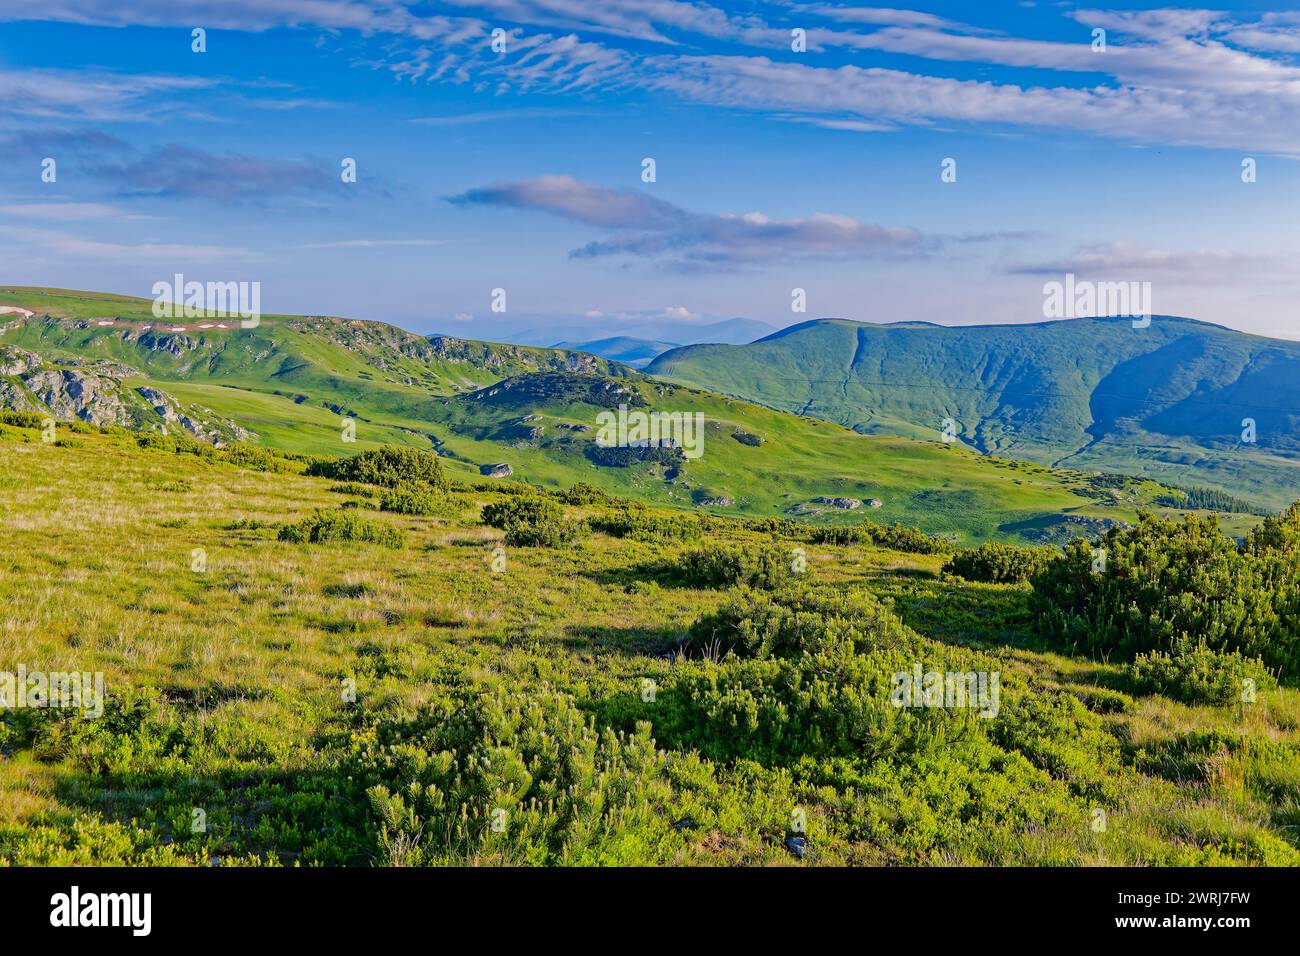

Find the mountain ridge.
[{"left": 648, "top": 314, "right": 1300, "bottom": 508}]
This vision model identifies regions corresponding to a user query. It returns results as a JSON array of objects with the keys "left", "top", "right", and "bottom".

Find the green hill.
[
  {"left": 0, "top": 287, "right": 1262, "bottom": 543},
  {"left": 647, "top": 316, "right": 1300, "bottom": 509}
]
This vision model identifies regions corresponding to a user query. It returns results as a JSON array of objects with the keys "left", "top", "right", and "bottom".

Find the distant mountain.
[
  {"left": 647, "top": 315, "right": 1300, "bottom": 509},
  {"left": 501, "top": 316, "right": 776, "bottom": 348},
  {"left": 551, "top": 336, "right": 678, "bottom": 368}
]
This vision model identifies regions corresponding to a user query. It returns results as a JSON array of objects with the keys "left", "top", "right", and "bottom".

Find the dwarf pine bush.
[
  {"left": 943, "top": 543, "right": 1058, "bottom": 584},
  {"left": 862, "top": 521, "right": 955, "bottom": 555},
  {"left": 589, "top": 506, "right": 703, "bottom": 542},
  {"left": 379, "top": 483, "right": 455, "bottom": 517},
  {"left": 676, "top": 543, "right": 794, "bottom": 590},
  {"left": 0, "top": 410, "right": 45, "bottom": 429},
  {"left": 481, "top": 496, "right": 584, "bottom": 547},
  {"left": 278, "top": 509, "right": 405, "bottom": 548},
  {"left": 308, "top": 445, "right": 449, "bottom": 491},
  {"left": 1031, "top": 509, "right": 1300, "bottom": 678},
  {"left": 555, "top": 482, "right": 612, "bottom": 506},
  {"left": 1128, "top": 643, "right": 1276, "bottom": 705}
]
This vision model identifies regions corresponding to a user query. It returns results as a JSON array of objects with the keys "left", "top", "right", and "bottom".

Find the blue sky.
[{"left": 1, "top": 1, "right": 1298, "bottom": 341}]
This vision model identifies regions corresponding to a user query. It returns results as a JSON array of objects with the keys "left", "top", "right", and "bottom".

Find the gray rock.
[
  {"left": 481, "top": 463, "right": 513, "bottom": 478},
  {"left": 0, "top": 345, "right": 39, "bottom": 377},
  {"left": 815, "top": 496, "right": 862, "bottom": 510}
]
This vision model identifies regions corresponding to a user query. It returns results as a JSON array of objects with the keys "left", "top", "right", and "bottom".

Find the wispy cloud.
[
  {"left": 302, "top": 239, "right": 451, "bottom": 249},
  {"left": 0, "top": 68, "right": 214, "bottom": 122},
  {"left": 0, "top": 225, "right": 257, "bottom": 261},
  {"left": 1007, "top": 241, "right": 1281, "bottom": 282},
  {"left": 9, "top": 4, "right": 1300, "bottom": 152},
  {"left": 450, "top": 173, "right": 929, "bottom": 268},
  {"left": 0, "top": 202, "right": 135, "bottom": 221},
  {"left": 92, "top": 144, "right": 346, "bottom": 202}
]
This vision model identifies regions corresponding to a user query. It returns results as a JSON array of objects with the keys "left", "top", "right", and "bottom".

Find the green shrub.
[
  {"left": 1128, "top": 643, "right": 1276, "bottom": 706},
  {"left": 589, "top": 506, "right": 702, "bottom": 542},
  {"left": 863, "top": 521, "right": 955, "bottom": 555},
  {"left": 0, "top": 410, "right": 45, "bottom": 429},
  {"left": 676, "top": 544, "right": 796, "bottom": 590},
  {"left": 688, "top": 586, "right": 922, "bottom": 660},
  {"left": 379, "top": 483, "right": 455, "bottom": 517},
  {"left": 740, "top": 516, "right": 809, "bottom": 538},
  {"left": 555, "top": 482, "right": 612, "bottom": 506},
  {"left": 585, "top": 444, "right": 685, "bottom": 468},
  {"left": 1030, "top": 509, "right": 1300, "bottom": 678},
  {"left": 811, "top": 525, "right": 863, "bottom": 545},
  {"left": 943, "top": 543, "right": 1058, "bottom": 584},
  {"left": 278, "top": 509, "right": 405, "bottom": 548},
  {"left": 308, "top": 446, "right": 449, "bottom": 491},
  {"left": 481, "top": 497, "right": 584, "bottom": 548},
  {"left": 355, "top": 688, "right": 670, "bottom": 866}
]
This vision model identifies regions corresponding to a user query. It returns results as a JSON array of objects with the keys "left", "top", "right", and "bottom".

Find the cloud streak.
[{"left": 450, "top": 173, "right": 930, "bottom": 268}]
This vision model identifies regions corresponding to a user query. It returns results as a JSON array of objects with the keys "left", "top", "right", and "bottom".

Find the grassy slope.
[
  {"left": 0, "top": 287, "right": 1243, "bottom": 544},
  {"left": 1, "top": 423, "right": 1297, "bottom": 865},
  {"left": 647, "top": 316, "right": 1300, "bottom": 510}
]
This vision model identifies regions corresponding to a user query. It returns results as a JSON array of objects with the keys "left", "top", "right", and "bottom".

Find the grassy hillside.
[
  {"left": 1, "top": 287, "right": 1253, "bottom": 544},
  {"left": 647, "top": 316, "right": 1300, "bottom": 510},
  {"left": 1, "top": 420, "right": 1297, "bottom": 866}
]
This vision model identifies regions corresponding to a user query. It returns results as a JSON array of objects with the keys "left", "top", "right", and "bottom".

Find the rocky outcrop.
[
  {"left": 0, "top": 345, "right": 39, "bottom": 377},
  {"left": 815, "top": 496, "right": 863, "bottom": 510},
  {"left": 23, "top": 369, "right": 130, "bottom": 426},
  {"left": 481, "top": 463, "right": 513, "bottom": 478}
]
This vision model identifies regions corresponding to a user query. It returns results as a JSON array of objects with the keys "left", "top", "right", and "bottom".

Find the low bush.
[
  {"left": 278, "top": 509, "right": 405, "bottom": 548},
  {"left": 863, "top": 521, "right": 955, "bottom": 555},
  {"left": 675, "top": 543, "right": 795, "bottom": 590},
  {"left": 1031, "top": 509, "right": 1300, "bottom": 677},
  {"left": 811, "top": 525, "right": 863, "bottom": 545},
  {"left": 589, "top": 506, "right": 702, "bottom": 542},
  {"left": 1128, "top": 643, "right": 1276, "bottom": 706},
  {"left": 555, "top": 482, "right": 612, "bottom": 506},
  {"left": 943, "top": 543, "right": 1058, "bottom": 584},
  {"left": 0, "top": 410, "right": 45, "bottom": 429},
  {"left": 481, "top": 497, "right": 585, "bottom": 548},
  {"left": 308, "top": 446, "right": 449, "bottom": 491},
  {"left": 740, "top": 517, "right": 809, "bottom": 538},
  {"left": 379, "top": 483, "right": 455, "bottom": 517}
]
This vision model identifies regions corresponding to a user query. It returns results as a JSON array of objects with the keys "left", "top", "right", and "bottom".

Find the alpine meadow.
[{"left": 1, "top": 0, "right": 1298, "bottom": 938}]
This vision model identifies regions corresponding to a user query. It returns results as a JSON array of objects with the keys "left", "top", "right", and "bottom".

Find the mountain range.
[
  {"left": 0, "top": 285, "right": 1257, "bottom": 544},
  {"left": 648, "top": 316, "right": 1300, "bottom": 510}
]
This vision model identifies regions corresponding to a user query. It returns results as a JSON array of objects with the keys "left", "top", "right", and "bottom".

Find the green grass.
[{"left": 1, "top": 422, "right": 1298, "bottom": 866}]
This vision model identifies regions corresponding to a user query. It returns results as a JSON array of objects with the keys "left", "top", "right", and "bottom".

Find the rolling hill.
[
  {"left": 0, "top": 287, "right": 1264, "bottom": 543},
  {"left": 647, "top": 316, "right": 1300, "bottom": 509}
]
